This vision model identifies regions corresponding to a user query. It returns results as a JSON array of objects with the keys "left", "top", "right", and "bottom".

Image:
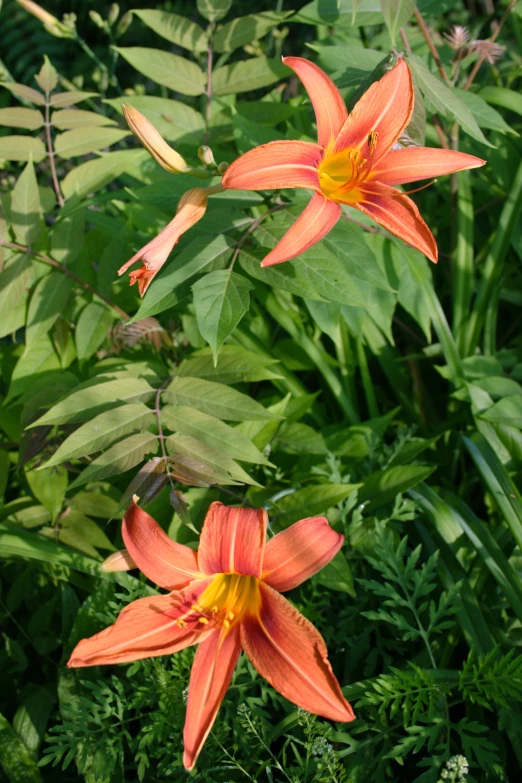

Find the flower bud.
[
  {"left": 217, "top": 161, "right": 229, "bottom": 175},
  {"left": 198, "top": 145, "right": 215, "bottom": 167},
  {"left": 89, "top": 10, "right": 105, "bottom": 29},
  {"left": 101, "top": 549, "right": 137, "bottom": 573},
  {"left": 122, "top": 104, "right": 188, "bottom": 174},
  {"left": 116, "top": 10, "right": 132, "bottom": 37},
  {"left": 17, "top": 0, "right": 74, "bottom": 37},
  {"left": 108, "top": 3, "right": 120, "bottom": 25}
]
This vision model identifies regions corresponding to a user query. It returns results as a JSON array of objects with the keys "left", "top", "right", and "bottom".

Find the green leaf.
[
  {"left": 0, "top": 711, "right": 42, "bottom": 783},
  {"left": 103, "top": 95, "right": 204, "bottom": 141},
  {"left": 178, "top": 345, "right": 281, "bottom": 384},
  {"left": 25, "top": 465, "right": 68, "bottom": 522},
  {"left": 25, "top": 273, "right": 74, "bottom": 346},
  {"left": 214, "top": 11, "right": 292, "bottom": 52},
  {"left": 213, "top": 57, "right": 288, "bottom": 95},
  {"left": 0, "top": 254, "right": 33, "bottom": 340},
  {"left": 61, "top": 149, "right": 148, "bottom": 199},
  {"left": 192, "top": 270, "right": 253, "bottom": 362},
  {"left": 60, "top": 511, "right": 115, "bottom": 553},
  {"left": 161, "top": 404, "right": 270, "bottom": 465},
  {"left": 0, "top": 107, "right": 43, "bottom": 129},
  {"left": 408, "top": 55, "right": 493, "bottom": 147},
  {"left": 49, "top": 90, "right": 99, "bottom": 107},
  {"left": 54, "top": 127, "right": 129, "bottom": 158},
  {"left": 480, "top": 395, "right": 522, "bottom": 427},
  {"left": 67, "top": 432, "right": 159, "bottom": 490},
  {"left": 164, "top": 376, "right": 278, "bottom": 421},
  {"left": 166, "top": 433, "right": 258, "bottom": 486},
  {"left": 0, "top": 82, "right": 45, "bottom": 105},
  {"left": 315, "top": 549, "right": 356, "bottom": 595},
  {"left": 29, "top": 377, "right": 155, "bottom": 427},
  {"left": 75, "top": 302, "right": 114, "bottom": 360},
  {"left": 114, "top": 47, "right": 205, "bottom": 96},
  {"left": 478, "top": 86, "right": 522, "bottom": 118},
  {"left": 381, "top": 0, "right": 415, "bottom": 45},
  {"left": 359, "top": 465, "right": 436, "bottom": 511},
  {"left": 0, "top": 136, "right": 46, "bottom": 162},
  {"left": 10, "top": 161, "right": 41, "bottom": 245},
  {"left": 42, "top": 403, "right": 155, "bottom": 467},
  {"left": 6, "top": 335, "right": 61, "bottom": 403},
  {"left": 34, "top": 55, "right": 58, "bottom": 93},
  {"left": 274, "top": 483, "right": 361, "bottom": 526},
  {"left": 132, "top": 9, "right": 207, "bottom": 53},
  {"left": 50, "top": 109, "right": 117, "bottom": 129},
  {"left": 197, "top": 0, "right": 232, "bottom": 22},
  {"left": 131, "top": 234, "right": 234, "bottom": 321},
  {"left": 12, "top": 686, "right": 54, "bottom": 755},
  {"left": 454, "top": 88, "right": 518, "bottom": 136}
]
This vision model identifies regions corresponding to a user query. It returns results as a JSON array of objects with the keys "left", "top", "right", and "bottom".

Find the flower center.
[
  {"left": 318, "top": 131, "right": 378, "bottom": 203},
  {"left": 178, "top": 574, "right": 260, "bottom": 630}
]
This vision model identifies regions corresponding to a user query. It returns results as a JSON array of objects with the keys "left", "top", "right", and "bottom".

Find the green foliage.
[{"left": 1, "top": 0, "right": 522, "bottom": 781}]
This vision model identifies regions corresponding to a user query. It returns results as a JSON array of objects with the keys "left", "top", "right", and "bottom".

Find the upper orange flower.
[
  {"left": 222, "top": 57, "right": 485, "bottom": 266},
  {"left": 68, "top": 500, "right": 355, "bottom": 770}
]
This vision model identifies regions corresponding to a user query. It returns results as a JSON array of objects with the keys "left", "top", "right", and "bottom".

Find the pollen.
[
  {"left": 198, "top": 617, "right": 209, "bottom": 625},
  {"left": 367, "top": 130, "right": 378, "bottom": 153},
  {"left": 192, "top": 573, "right": 260, "bottom": 631},
  {"left": 318, "top": 147, "right": 367, "bottom": 203}
]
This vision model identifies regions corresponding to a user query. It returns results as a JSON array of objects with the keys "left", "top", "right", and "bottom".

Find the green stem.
[
  {"left": 356, "top": 337, "right": 379, "bottom": 419},
  {"left": 452, "top": 171, "right": 474, "bottom": 354},
  {"left": 464, "top": 158, "right": 522, "bottom": 355}
]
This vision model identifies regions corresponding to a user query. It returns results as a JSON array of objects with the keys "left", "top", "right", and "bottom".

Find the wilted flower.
[
  {"left": 469, "top": 39, "right": 505, "bottom": 64},
  {"left": 444, "top": 25, "right": 470, "bottom": 50}
]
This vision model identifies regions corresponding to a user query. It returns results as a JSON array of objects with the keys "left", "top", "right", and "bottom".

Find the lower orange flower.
[{"left": 67, "top": 500, "right": 355, "bottom": 770}]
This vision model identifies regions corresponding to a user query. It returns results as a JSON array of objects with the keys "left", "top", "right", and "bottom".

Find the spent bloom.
[
  {"left": 222, "top": 57, "right": 485, "bottom": 265},
  {"left": 68, "top": 499, "right": 355, "bottom": 770}
]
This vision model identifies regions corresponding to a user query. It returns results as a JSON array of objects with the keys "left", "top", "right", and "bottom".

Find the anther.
[
  {"left": 176, "top": 619, "right": 187, "bottom": 627},
  {"left": 367, "top": 130, "right": 378, "bottom": 153},
  {"left": 198, "top": 617, "right": 209, "bottom": 625},
  {"left": 223, "top": 619, "right": 230, "bottom": 628},
  {"left": 227, "top": 611, "right": 235, "bottom": 621}
]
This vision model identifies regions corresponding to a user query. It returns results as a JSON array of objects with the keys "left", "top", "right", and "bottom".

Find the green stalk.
[
  {"left": 356, "top": 337, "right": 379, "bottom": 419},
  {"left": 464, "top": 158, "right": 522, "bottom": 355},
  {"left": 452, "top": 171, "right": 474, "bottom": 354}
]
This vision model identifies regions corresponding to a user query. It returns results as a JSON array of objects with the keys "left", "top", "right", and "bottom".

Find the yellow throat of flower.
[
  {"left": 318, "top": 132, "right": 378, "bottom": 203},
  {"left": 178, "top": 573, "right": 260, "bottom": 630}
]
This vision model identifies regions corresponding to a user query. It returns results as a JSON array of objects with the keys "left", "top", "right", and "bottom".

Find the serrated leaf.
[
  {"left": 29, "top": 377, "right": 155, "bottom": 427},
  {"left": 453, "top": 88, "right": 518, "bottom": 136},
  {"left": 6, "top": 335, "right": 61, "bottom": 403},
  {"left": 42, "top": 403, "right": 155, "bottom": 467},
  {"left": 75, "top": 302, "right": 114, "bottom": 360},
  {"left": 103, "top": 95, "right": 204, "bottom": 141},
  {"left": 50, "top": 109, "right": 117, "bottom": 129},
  {"left": 131, "top": 234, "right": 234, "bottom": 321},
  {"left": 119, "top": 457, "right": 167, "bottom": 511},
  {"left": 67, "top": 432, "right": 159, "bottom": 490},
  {"left": 192, "top": 270, "right": 253, "bottom": 362},
  {"left": 214, "top": 11, "right": 292, "bottom": 52},
  {"left": 178, "top": 346, "right": 281, "bottom": 384},
  {"left": 213, "top": 57, "right": 288, "bottom": 95},
  {"left": 0, "top": 136, "right": 46, "bottom": 162},
  {"left": 114, "top": 47, "right": 205, "bottom": 96},
  {"left": 61, "top": 149, "right": 148, "bottom": 199},
  {"left": 54, "top": 127, "right": 129, "bottom": 158},
  {"left": 26, "top": 465, "right": 68, "bottom": 522},
  {"left": 61, "top": 511, "right": 115, "bottom": 551},
  {"left": 34, "top": 56, "right": 58, "bottom": 93},
  {"left": 166, "top": 433, "right": 257, "bottom": 485},
  {"left": 0, "top": 82, "right": 45, "bottom": 105},
  {"left": 161, "top": 404, "right": 271, "bottom": 465},
  {"left": 274, "top": 483, "right": 361, "bottom": 526},
  {"left": 381, "top": 0, "right": 415, "bottom": 45},
  {"left": 0, "top": 107, "right": 43, "bottom": 129},
  {"left": 49, "top": 90, "right": 99, "bottom": 107},
  {"left": 132, "top": 9, "right": 207, "bottom": 53},
  {"left": 408, "top": 55, "right": 493, "bottom": 147},
  {"left": 26, "top": 272, "right": 73, "bottom": 346},
  {"left": 164, "top": 376, "right": 277, "bottom": 421},
  {"left": 197, "top": 0, "right": 232, "bottom": 22}
]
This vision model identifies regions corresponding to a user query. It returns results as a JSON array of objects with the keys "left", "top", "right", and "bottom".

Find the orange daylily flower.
[
  {"left": 68, "top": 500, "right": 355, "bottom": 770},
  {"left": 118, "top": 187, "right": 209, "bottom": 296},
  {"left": 222, "top": 57, "right": 486, "bottom": 265}
]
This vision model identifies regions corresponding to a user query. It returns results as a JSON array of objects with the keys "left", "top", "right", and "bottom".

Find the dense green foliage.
[{"left": 1, "top": 0, "right": 522, "bottom": 780}]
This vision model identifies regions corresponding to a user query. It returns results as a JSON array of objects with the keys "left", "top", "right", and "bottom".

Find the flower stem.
[{"left": 44, "top": 94, "right": 64, "bottom": 208}]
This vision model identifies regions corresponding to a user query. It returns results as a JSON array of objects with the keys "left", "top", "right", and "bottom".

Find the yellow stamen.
[{"left": 198, "top": 617, "right": 209, "bottom": 625}]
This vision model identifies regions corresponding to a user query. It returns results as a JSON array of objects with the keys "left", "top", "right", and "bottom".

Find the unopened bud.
[
  {"left": 17, "top": 0, "right": 74, "bottom": 37},
  {"left": 217, "top": 161, "right": 229, "bottom": 175},
  {"left": 89, "top": 10, "right": 105, "bottom": 28},
  {"left": 108, "top": 3, "right": 119, "bottom": 25},
  {"left": 198, "top": 145, "right": 215, "bottom": 166},
  {"left": 123, "top": 104, "right": 188, "bottom": 173},
  {"left": 116, "top": 10, "right": 132, "bottom": 37},
  {"left": 101, "top": 549, "right": 137, "bottom": 572}
]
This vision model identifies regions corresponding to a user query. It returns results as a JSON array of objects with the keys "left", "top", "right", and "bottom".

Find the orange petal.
[
  {"left": 372, "top": 147, "right": 486, "bottom": 186},
  {"left": 183, "top": 626, "right": 241, "bottom": 771},
  {"left": 354, "top": 181, "right": 438, "bottom": 263},
  {"left": 221, "top": 140, "right": 322, "bottom": 191},
  {"left": 198, "top": 502, "right": 267, "bottom": 578},
  {"left": 122, "top": 500, "right": 202, "bottom": 590},
  {"left": 261, "top": 193, "right": 341, "bottom": 267},
  {"left": 241, "top": 583, "right": 355, "bottom": 722},
  {"left": 333, "top": 59, "right": 413, "bottom": 166},
  {"left": 262, "top": 517, "right": 344, "bottom": 592},
  {"left": 67, "top": 580, "right": 213, "bottom": 667},
  {"left": 283, "top": 56, "right": 348, "bottom": 149}
]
